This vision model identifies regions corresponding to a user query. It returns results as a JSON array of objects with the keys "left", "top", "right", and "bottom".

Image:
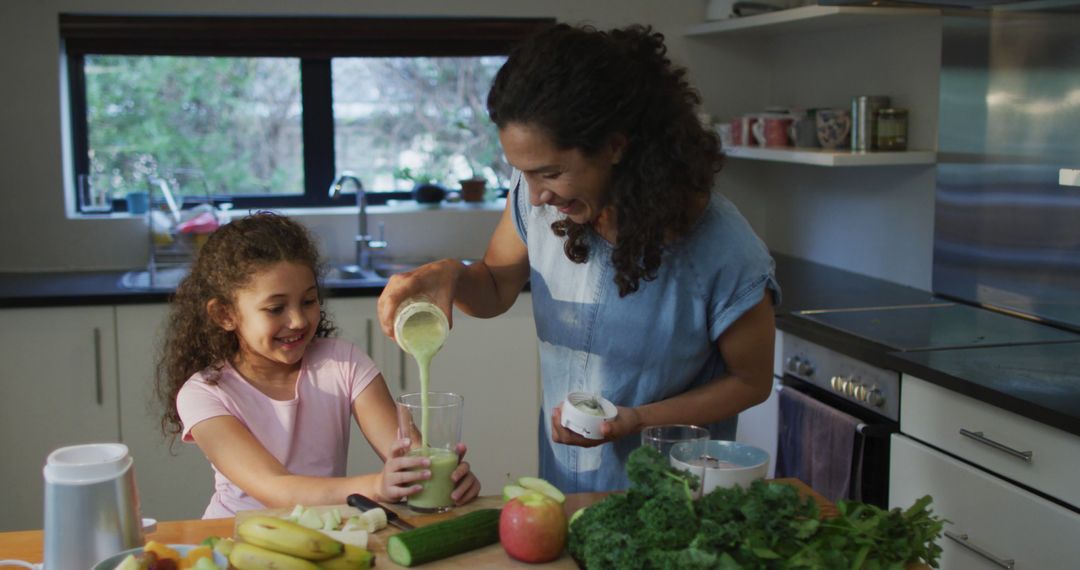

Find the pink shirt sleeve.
[{"left": 176, "top": 373, "right": 233, "bottom": 442}]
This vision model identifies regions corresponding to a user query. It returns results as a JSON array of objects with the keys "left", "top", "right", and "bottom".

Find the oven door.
[{"left": 777, "top": 375, "right": 898, "bottom": 508}]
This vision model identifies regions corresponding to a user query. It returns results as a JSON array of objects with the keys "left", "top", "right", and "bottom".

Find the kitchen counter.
[
  {"left": 3, "top": 253, "right": 1079, "bottom": 438},
  {"left": 0, "top": 481, "right": 839, "bottom": 567}
]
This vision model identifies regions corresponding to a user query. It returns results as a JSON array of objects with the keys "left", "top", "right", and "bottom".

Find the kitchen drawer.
[
  {"left": 890, "top": 434, "right": 1080, "bottom": 569},
  {"left": 900, "top": 374, "right": 1080, "bottom": 508}
]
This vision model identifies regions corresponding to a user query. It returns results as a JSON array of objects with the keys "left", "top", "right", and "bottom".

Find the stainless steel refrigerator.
[{"left": 933, "top": 2, "right": 1080, "bottom": 332}]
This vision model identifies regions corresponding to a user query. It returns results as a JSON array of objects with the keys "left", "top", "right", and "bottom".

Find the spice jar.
[{"left": 875, "top": 108, "right": 909, "bottom": 151}]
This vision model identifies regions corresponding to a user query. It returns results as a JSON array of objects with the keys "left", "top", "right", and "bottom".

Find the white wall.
[
  {"left": 0, "top": 0, "right": 704, "bottom": 271},
  {"left": 1, "top": 0, "right": 942, "bottom": 290}
]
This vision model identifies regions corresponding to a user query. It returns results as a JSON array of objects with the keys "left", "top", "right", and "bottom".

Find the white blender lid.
[{"left": 43, "top": 443, "right": 132, "bottom": 485}]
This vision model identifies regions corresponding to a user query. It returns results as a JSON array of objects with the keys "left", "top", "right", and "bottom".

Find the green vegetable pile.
[{"left": 567, "top": 446, "right": 945, "bottom": 569}]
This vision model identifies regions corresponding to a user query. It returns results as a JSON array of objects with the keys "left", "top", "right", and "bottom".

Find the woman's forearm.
[{"left": 632, "top": 372, "right": 772, "bottom": 433}]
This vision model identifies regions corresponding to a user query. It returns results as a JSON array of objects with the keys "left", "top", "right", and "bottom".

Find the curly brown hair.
[
  {"left": 156, "top": 212, "right": 336, "bottom": 442},
  {"left": 487, "top": 23, "right": 722, "bottom": 296}
]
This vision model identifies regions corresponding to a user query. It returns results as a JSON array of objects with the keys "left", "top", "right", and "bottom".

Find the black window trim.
[{"left": 61, "top": 14, "right": 553, "bottom": 212}]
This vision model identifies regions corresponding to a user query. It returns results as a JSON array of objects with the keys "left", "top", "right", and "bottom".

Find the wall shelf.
[
  {"left": 724, "top": 145, "right": 936, "bottom": 166},
  {"left": 685, "top": 5, "right": 939, "bottom": 38}
]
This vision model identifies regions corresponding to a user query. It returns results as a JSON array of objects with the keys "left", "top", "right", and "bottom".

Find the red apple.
[{"left": 499, "top": 491, "right": 568, "bottom": 563}]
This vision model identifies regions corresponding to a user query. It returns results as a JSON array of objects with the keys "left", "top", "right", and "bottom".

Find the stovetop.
[{"left": 794, "top": 302, "right": 1080, "bottom": 352}]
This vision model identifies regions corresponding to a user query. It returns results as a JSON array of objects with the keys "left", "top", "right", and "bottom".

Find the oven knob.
[
  {"left": 845, "top": 380, "right": 860, "bottom": 398},
  {"left": 830, "top": 376, "right": 842, "bottom": 391},
  {"left": 854, "top": 384, "right": 868, "bottom": 402},
  {"left": 786, "top": 356, "right": 801, "bottom": 373},
  {"left": 867, "top": 389, "right": 884, "bottom": 407},
  {"left": 796, "top": 360, "right": 815, "bottom": 377},
  {"left": 835, "top": 377, "right": 849, "bottom": 394}
]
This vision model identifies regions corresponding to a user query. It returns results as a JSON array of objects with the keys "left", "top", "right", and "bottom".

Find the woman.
[{"left": 378, "top": 23, "right": 779, "bottom": 492}]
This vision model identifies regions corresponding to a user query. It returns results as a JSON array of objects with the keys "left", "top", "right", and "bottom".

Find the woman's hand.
[
  {"left": 377, "top": 438, "right": 429, "bottom": 503},
  {"left": 377, "top": 259, "right": 464, "bottom": 340},
  {"left": 549, "top": 404, "right": 643, "bottom": 448},
  {"left": 450, "top": 443, "right": 481, "bottom": 505}
]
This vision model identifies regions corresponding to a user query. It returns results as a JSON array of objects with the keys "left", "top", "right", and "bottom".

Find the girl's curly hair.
[
  {"left": 156, "top": 212, "right": 336, "bottom": 442},
  {"left": 487, "top": 23, "right": 722, "bottom": 296}
]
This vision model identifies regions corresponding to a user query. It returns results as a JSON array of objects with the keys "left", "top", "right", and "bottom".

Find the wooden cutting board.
[
  {"left": 231, "top": 479, "right": 843, "bottom": 569},
  {"left": 234, "top": 495, "right": 580, "bottom": 568}
]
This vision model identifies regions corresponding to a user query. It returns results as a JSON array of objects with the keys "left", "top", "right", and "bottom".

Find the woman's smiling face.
[
  {"left": 224, "top": 261, "right": 321, "bottom": 372},
  {"left": 499, "top": 122, "right": 625, "bottom": 226}
]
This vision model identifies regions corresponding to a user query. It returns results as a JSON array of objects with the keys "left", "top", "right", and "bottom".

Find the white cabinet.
[
  {"left": 330, "top": 294, "right": 542, "bottom": 489},
  {"left": 0, "top": 306, "right": 120, "bottom": 531},
  {"left": 735, "top": 330, "right": 783, "bottom": 478},
  {"left": 901, "top": 374, "right": 1080, "bottom": 508},
  {"left": 116, "top": 304, "right": 213, "bottom": 522},
  {"left": 890, "top": 434, "right": 1080, "bottom": 568}
]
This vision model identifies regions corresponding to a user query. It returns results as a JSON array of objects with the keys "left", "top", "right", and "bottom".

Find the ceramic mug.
[
  {"left": 731, "top": 115, "right": 759, "bottom": 147},
  {"left": 752, "top": 114, "right": 794, "bottom": 147},
  {"left": 815, "top": 108, "right": 852, "bottom": 150},
  {"left": 788, "top": 110, "right": 820, "bottom": 148}
]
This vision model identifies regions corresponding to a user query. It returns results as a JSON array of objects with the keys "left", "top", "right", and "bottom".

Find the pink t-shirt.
[{"left": 176, "top": 337, "right": 380, "bottom": 518}]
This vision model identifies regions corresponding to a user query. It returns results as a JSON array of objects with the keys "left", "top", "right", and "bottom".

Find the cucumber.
[{"left": 386, "top": 508, "right": 501, "bottom": 567}]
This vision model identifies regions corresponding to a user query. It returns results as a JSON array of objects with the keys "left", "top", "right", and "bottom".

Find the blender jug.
[{"left": 42, "top": 443, "right": 143, "bottom": 569}]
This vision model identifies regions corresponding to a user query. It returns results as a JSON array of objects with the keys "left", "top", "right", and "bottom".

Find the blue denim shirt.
[{"left": 509, "top": 171, "right": 780, "bottom": 492}]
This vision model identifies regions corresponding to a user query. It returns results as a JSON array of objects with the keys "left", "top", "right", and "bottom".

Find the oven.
[
  {"left": 775, "top": 332, "right": 900, "bottom": 508},
  {"left": 772, "top": 301, "right": 1078, "bottom": 509}
]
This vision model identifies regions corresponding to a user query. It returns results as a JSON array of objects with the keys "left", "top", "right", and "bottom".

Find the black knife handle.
[{"left": 347, "top": 493, "right": 398, "bottom": 520}]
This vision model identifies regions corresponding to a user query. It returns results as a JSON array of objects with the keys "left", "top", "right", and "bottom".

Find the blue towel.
[{"left": 776, "top": 386, "right": 862, "bottom": 503}]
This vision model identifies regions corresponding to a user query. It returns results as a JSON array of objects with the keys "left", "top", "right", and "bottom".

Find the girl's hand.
[
  {"left": 549, "top": 405, "right": 642, "bottom": 448},
  {"left": 378, "top": 438, "right": 429, "bottom": 503},
  {"left": 450, "top": 443, "right": 481, "bottom": 505},
  {"left": 377, "top": 259, "right": 464, "bottom": 340}
]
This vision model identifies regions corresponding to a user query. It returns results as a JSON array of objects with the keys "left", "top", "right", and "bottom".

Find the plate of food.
[{"left": 92, "top": 540, "right": 228, "bottom": 570}]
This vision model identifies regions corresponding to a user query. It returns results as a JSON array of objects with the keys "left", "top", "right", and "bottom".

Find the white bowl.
[
  {"left": 92, "top": 544, "right": 228, "bottom": 570},
  {"left": 671, "top": 440, "right": 770, "bottom": 495}
]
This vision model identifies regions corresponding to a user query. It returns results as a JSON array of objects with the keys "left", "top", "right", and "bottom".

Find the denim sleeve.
[{"left": 708, "top": 245, "right": 782, "bottom": 341}]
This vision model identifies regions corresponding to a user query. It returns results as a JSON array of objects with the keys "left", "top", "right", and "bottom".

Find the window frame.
[{"left": 61, "top": 14, "right": 552, "bottom": 211}]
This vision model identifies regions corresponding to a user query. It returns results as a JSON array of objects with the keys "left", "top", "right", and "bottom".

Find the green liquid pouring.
[{"left": 398, "top": 309, "right": 447, "bottom": 448}]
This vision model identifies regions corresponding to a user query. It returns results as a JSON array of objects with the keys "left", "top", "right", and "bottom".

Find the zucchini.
[{"left": 386, "top": 508, "right": 501, "bottom": 567}]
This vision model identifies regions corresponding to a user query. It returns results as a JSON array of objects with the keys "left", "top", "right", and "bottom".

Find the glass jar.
[
  {"left": 875, "top": 108, "right": 909, "bottom": 151},
  {"left": 393, "top": 295, "right": 449, "bottom": 355}
]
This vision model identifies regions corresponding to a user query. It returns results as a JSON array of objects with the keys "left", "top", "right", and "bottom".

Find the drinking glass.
[
  {"left": 642, "top": 424, "right": 709, "bottom": 498},
  {"left": 396, "top": 391, "right": 463, "bottom": 513}
]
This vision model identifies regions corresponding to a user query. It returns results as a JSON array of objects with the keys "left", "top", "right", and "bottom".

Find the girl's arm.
[
  {"left": 550, "top": 293, "right": 776, "bottom": 445},
  {"left": 189, "top": 373, "right": 429, "bottom": 507}
]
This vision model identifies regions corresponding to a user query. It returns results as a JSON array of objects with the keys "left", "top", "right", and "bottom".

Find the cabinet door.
[
  {"left": 326, "top": 297, "right": 395, "bottom": 477},
  {"left": 116, "top": 304, "right": 214, "bottom": 521},
  {"left": 0, "top": 306, "right": 119, "bottom": 531},
  {"left": 890, "top": 434, "right": 1080, "bottom": 568}
]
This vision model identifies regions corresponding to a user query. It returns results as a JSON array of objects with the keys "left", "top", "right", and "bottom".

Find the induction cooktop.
[{"left": 795, "top": 302, "right": 1080, "bottom": 352}]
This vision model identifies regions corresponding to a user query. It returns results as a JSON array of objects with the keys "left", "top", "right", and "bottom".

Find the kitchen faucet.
[{"left": 328, "top": 171, "right": 387, "bottom": 277}]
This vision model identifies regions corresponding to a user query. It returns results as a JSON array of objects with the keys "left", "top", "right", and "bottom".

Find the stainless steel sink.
[{"left": 323, "top": 261, "right": 423, "bottom": 285}]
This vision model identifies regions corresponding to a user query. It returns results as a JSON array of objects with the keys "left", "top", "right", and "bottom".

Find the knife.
[{"left": 347, "top": 493, "right": 415, "bottom": 531}]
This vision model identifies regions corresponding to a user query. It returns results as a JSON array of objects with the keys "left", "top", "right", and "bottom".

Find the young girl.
[{"left": 157, "top": 212, "right": 480, "bottom": 518}]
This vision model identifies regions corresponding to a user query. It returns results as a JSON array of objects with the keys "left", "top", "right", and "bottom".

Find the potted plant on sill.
[
  {"left": 394, "top": 167, "right": 446, "bottom": 204},
  {"left": 458, "top": 176, "right": 487, "bottom": 203}
]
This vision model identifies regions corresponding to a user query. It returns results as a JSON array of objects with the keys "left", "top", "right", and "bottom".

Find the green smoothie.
[
  {"left": 406, "top": 447, "right": 459, "bottom": 512},
  {"left": 398, "top": 309, "right": 447, "bottom": 448}
]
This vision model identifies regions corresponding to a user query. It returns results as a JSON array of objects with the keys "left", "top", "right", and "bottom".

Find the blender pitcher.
[{"left": 42, "top": 443, "right": 144, "bottom": 569}]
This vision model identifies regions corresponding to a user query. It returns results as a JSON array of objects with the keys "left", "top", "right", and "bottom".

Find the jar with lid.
[{"left": 875, "top": 108, "right": 909, "bottom": 151}]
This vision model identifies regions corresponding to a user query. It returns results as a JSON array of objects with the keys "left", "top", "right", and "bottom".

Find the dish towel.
[{"left": 776, "top": 386, "right": 862, "bottom": 504}]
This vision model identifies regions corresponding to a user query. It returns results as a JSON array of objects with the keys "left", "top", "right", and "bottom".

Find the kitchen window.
[{"left": 60, "top": 15, "right": 552, "bottom": 213}]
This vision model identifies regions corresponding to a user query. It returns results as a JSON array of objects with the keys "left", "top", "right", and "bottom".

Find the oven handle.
[{"left": 775, "top": 383, "right": 896, "bottom": 439}]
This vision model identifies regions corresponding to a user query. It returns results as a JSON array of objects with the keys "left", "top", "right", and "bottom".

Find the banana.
[
  {"left": 237, "top": 515, "right": 344, "bottom": 560},
  {"left": 319, "top": 543, "right": 376, "bottom": 570},
  {"left": 228, "top": 541, "right": 322, "bottom": 570}
]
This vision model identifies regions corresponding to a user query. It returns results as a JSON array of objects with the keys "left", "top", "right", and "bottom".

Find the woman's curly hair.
[
  {"left": 487, "top": 23, "right": 722, "bottom": 296},
  {"left": 156, "top": 212, "right": 336, "bottom": 442}
]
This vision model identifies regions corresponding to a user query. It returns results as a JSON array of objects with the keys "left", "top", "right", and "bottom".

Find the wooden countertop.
[{"left": 0, "top": 479, "right": 838, "bottom": 568}]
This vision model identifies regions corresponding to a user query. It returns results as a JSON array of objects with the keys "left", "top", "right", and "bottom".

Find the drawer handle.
[
  {"left": 944, "top": 530, "right": 1015, "bottom": 569},
  {"left": 93, "top": 327, "right": 104, "bottom": 406},
  {"left": 959, "top": 428, "right": 1033, "bottom": 463}
]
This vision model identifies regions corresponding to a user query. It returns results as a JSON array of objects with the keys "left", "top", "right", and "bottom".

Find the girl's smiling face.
[
  {"left": 499, "top": 122, "right": 625, "bottom": 227},
  {"left": 218, "top": 261, "right": 321, "bottom": 374}
]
